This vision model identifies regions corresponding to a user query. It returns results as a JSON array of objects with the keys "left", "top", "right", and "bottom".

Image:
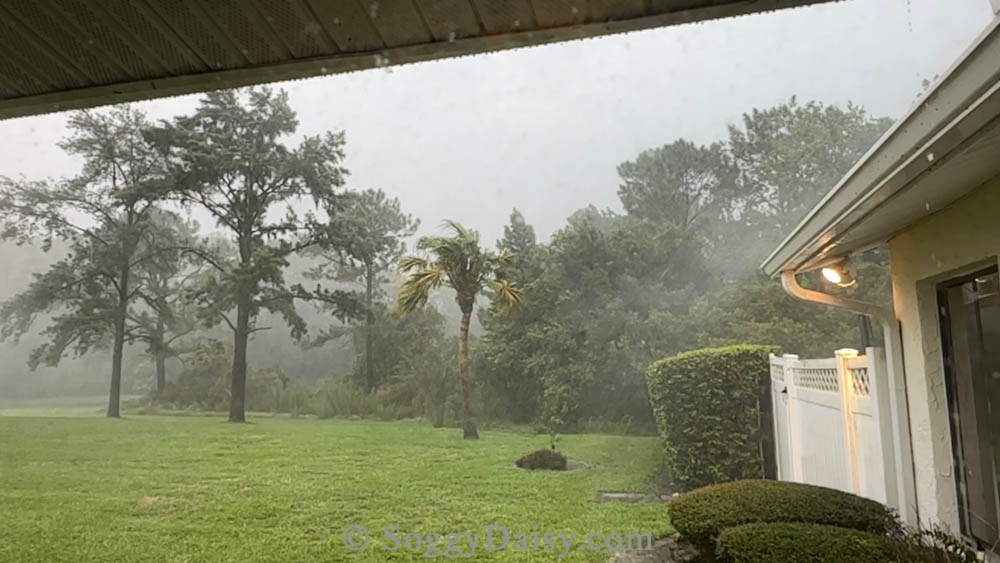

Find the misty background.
[{"left": 0, "top": 0, "right": 992, "bottom": 405}]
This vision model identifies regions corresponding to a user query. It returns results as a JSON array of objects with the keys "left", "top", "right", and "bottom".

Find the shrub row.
[
  {"left": 668, "top": 480, "right": 975, "bottom": 562},
  {"left": 669, "top": 479, "right": 902, "bottom": 547},
  {"left": 715, "top": 522, "right": 959, "bottom": 563}
]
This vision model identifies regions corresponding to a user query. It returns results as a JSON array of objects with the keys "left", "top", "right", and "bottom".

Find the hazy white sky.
[{"left": 0, "top": 0, "right": 993, "bottom": 247}]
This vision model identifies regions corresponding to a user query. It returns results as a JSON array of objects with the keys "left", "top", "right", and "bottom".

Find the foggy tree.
[
  {"left": 514, "top": 211, "right": 705, "bottom": 432},
  {"left": 496, "top": 210, "right": 538, "bottom": 263},
  {"left": 702, "top": 97, "right": 893, "bottom": 280},
  {"left": 685, "top": 276, "right": 859, "bottom": 358},
  {"left": 517, "top": 216, "right": 630, "bottom": 434},
  {"left": 394, "top": 333, "right": 456, "bottom": 429},
  {"left": 616, "top": 139, "right": 735, "bottom": 229},
  {"left": 726, "top": 96, "right": 892, "bottom": 229},
  {"left": 130, "top": 209, "right": 205, "bottom": 393},
  {"left": 0, "top": 106, "right": 170, "bottom": 417},
  {"left": 397, "top": 221, "right": 522, "bottom": 440},
  {"left": 478, "top": 209, "right": 546, "bottom": 423},
  {"left": 306, "top": 188, "right": 419, "bottom": 391},
  {"left": 685, "top": 98, "right": 893, "bottom": 349},
  {"left": 148, "top": 87, "right": 360, "bottom": 423},
  {"left": 384, "top": 306, "right": 453, "bottom": 426}
]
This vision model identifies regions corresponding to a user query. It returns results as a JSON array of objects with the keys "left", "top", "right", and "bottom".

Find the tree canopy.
[
  {"left": 148, "top": 86, "right": 361, "bottom": 422},
  {"left": 0, "top": 106, "right": 176, "bottom": 417}
]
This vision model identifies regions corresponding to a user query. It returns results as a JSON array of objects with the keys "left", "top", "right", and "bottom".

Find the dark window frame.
[{"left": 937, "top": 265, "right": 1000, "bottom": 550}]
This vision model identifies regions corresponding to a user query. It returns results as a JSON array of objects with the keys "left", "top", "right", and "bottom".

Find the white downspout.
[{"left": 781, "top": 270, "right": 918, "bottom": 526}]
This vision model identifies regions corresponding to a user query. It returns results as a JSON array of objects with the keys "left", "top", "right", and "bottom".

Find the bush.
[
  {"left": 715, "top": 522, "right": 966, "bottom": 563},
  {"left": 572, "top": 415, "right": 656, "bottom": 436},
  {"left": 317, "top": 380, "right": 381, "bottom": 419},
  {"left": 645, "top": 344, "right": 777, "bottom": 489},
  {"left": 907, "top": 526, "right": 980, "bottom": 563},
  {"left": 151, "top": 340, "right": 230, "bottom": 411},
  {"left": 515, "top": 449, "right": 567, "bottom": 470},
  {"left": 149, "top": 339, "right": 291, "bottom": 413},
  {"left": 669, "top": 480, "right": 902, "bottom": 548},
  {"left": 274, "top": 388, "right": 317, "bottom": 417}
]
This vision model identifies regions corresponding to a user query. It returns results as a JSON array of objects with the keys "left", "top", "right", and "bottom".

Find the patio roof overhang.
[
  {"left": 0, "top": 0, "right": 836, "bottom": 121},
  {"left": 761, "top": 17, "right": 1000, "bottom": 278}
]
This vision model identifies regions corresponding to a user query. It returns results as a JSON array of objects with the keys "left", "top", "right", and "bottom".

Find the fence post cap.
[
  {"left": 835, "top": 348, "right": 860, "bottom": 358},
  {"left": 782, "top": 354, "right": 799, "bottom": 360}
]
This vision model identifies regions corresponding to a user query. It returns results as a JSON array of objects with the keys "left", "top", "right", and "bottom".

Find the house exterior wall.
[{"left": 888, "top": 175, "right": 1000, "bottom": 531}]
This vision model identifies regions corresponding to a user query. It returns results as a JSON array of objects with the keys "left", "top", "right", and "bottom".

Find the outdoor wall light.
[{"left": 821, "top": 262, "right": 856, "bottom": 288}]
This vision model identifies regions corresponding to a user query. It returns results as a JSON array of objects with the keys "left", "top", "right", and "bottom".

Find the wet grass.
[{"left": 0, "top": 415, "right": 670, "bottom": 562}]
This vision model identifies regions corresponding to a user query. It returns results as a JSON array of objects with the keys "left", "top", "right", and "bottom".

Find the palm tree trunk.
[{"left": 458, "top": 309, "right": 478, "bottom": 439}]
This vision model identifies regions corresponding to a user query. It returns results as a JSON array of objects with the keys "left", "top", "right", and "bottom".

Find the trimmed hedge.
[
  {"left": 646, "top": 345, "right": 777, "bottom": 488},
  {"left": 669, "top": 480, "right": 902, "bottom": 547},
  {"left": 715, "top": 522, "right": 959, "bottom": 563}
]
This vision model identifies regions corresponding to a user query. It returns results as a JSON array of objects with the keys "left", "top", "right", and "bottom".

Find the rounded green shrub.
[
  {"left": 669, "top": 480, "right": 902, "bottom": 547},
  {"left": 515, "top": 449, "right": 567, "bottom": 470},
  {"left": 645, "top": 345, "right": 778, "bottom": 489},
  {"left": 716, "top": 522, "right": 960, "bottom": 563}
]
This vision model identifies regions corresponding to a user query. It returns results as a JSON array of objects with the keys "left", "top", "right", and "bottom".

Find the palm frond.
[
  {"left": 497, "top": 248, "right": 516, "bottom": 267},
  {"left": 441, "top": 219, "right": 474, "bottom": 240},
  {"left": 397, "top": 255, "right": 430, "bottom": 273},
  {"left": 490, "top": 279, "right": 524, "bottom": 314},
  {"left": 416, "top": 235, "right": 451, "bottom": 253},
  {"left": 396, "top": 266, "right": 446, "bottom": 314}
]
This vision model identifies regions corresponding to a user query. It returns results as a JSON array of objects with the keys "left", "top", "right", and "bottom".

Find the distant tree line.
[
  {"left": 0, "top": 90, "right": 893, "bottom": 438},
  {"left": 475, "top": 96, "right": 894, "bottom": 435}
]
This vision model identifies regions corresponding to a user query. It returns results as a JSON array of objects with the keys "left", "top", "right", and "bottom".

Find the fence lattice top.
[
  {"left": 793, "top": 367, "right": 840, "bottom": 392},
  {"left": 850, "top": 368, "right": 871, "bottom": 396},
  {"left": 770, "top": 355, "right": 873, "bottom": 397}
]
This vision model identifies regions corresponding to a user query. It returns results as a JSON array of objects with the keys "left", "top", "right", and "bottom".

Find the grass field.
[
  {"left": 0, "top": 413, "right": 669, "bottom": 562},
  {"left": 0, "top": 395, "right": 138, "bottom": 417}
]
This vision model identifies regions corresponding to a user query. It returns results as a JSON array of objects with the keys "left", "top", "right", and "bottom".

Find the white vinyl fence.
[{"left": 770, "top": 348, "right": 895, "bottom": 505}]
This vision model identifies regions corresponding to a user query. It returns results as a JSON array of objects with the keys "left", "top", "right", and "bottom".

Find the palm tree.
[{"left": 397, "top": 221, "right": 522, "bottom": 439}]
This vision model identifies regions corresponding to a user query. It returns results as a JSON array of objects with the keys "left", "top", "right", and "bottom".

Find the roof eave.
[{"left": 0, "top": 0, "right": 835, "bottom": 121}]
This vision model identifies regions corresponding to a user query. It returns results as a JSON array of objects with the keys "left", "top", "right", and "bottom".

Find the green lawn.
[
  {"left": 0, "top": 414, "right": 670, "bottom": 562},
  {"left": 0, "top": 395, "right": 136, "bottom": 417}
]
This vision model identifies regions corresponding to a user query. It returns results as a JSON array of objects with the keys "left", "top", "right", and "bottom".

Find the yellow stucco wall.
[{"left": 889, "top": 176, "right": 1000, "bottom": 530}]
